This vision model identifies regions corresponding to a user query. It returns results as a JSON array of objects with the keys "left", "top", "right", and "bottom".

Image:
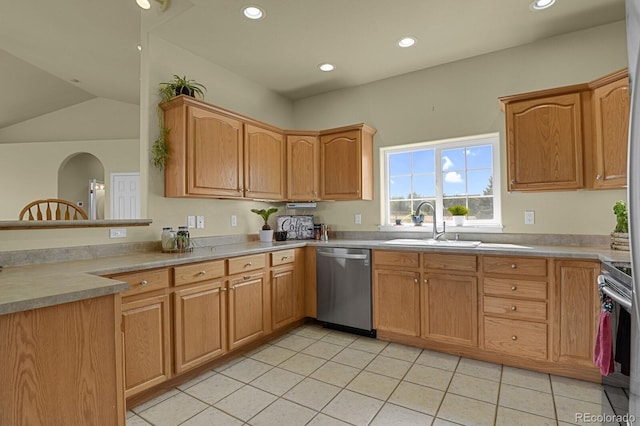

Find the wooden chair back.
[{"left": 19, "top": 199, "right": 88, "bottom": 221}]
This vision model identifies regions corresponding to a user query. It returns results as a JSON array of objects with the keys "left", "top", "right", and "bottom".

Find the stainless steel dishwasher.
[{"left": 316, "top": 247, "right": 375, "bottom": 337}]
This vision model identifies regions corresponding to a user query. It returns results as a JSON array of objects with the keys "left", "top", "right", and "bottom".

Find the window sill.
[{"left": 379, "top": 223, "right": 504, "bottom": 234}]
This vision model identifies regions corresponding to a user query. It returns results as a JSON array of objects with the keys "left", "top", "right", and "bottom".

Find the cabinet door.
[
  {"left": 244, "top": 124, "right": 285, "bottom": 200},
  {"left": 187, "top": 106, "right": 244, "bottom": 198},
  {"left": 320, "top": 128, "right": 373, "bottom": 200},
  {"left": 422, "top": 273, "right": 477, "bottom": 346},
  {"left": 505, "top": 92, "right": 584, "bottom": 191},
  {"left": 228, "top": 272, "right": 267, "bottom": 350},
  {"left": 287, "top": 134, "right": 320, "bottom": 200},
  {"left": 173, "top": 281, "right": 227, "bottom": 374},
  {"left": 121, "top": 293, "right": 171, "bottom": 398},
  {"left": 553, "top": 260, "right": 600, "bottom": 367},
  {"left": 271, "top": 265, "right": 297, "bottom": 330},
  {"left": 373, "top": 269, "right": 420, "bottom": 336},
  {"left": 591, "top": 75, "right": 629, "bottom": 189}
]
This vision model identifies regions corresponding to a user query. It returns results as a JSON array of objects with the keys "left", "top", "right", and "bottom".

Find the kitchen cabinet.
[
  {"left": 0, "top": 295, "right": 124, "bottom": 426},
  {"left": 227, "top": 253, "right": 269, "bottom": 350},
  {"left": 320, "top": 124, "right": 376, "bottom": 200},
  {"left": 270, "top": 249, "right": 305, "bottom": 330},
  {"left": 588, "top": 69, "right": 629, "bottom": 189},
  {"left": 481, "top": 256, "right": 550, "bottom": 361},
  {"left": 245, "top": 124, "right": 286, "bottom": 200},
  {"left": 173, "top": 260, "right": 227, "bottom": 374},
  {"left": 553, "top": 259, "right": 600, "bottom": 367},
  {"left": 162, "top": 97, "right": 244, "bottom": 198},
  {"left": 287, "top": 133, "right": 320, "bottom": 200},
  {"left": 500, "top": 88, "right": 587, "bottom": 191},
  {"left": 115, "top": 269, "right": 171, "bottom": 398},
  {"left": 422, "top": 254, "right": 477, "bottom": 347},
  {"left": 373, "top": 251, "right": 422, "bottom": 337}
]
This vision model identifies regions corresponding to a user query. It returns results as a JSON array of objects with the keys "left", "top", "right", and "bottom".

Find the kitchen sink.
[{"left": 383, "top": 239, "right": 481, "bottom": 248}]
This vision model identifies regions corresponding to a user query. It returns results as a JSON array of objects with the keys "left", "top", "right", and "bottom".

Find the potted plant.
[
  {"left": 159, "top": 75, "right": 207, "bottom": 103},
  {"left": 611, "top": 200, "right": 629, "bottom": 251},
  {"left": 151, "top": 127, "right": 170, "bottom": 170},
  {"left": 250, "top": 207, "right": 278, "bottom": 242},
  {"left": 448, "top": 205, "right": 470, "bottom": 226}
]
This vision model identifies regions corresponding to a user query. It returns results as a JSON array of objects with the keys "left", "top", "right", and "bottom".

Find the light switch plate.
[
  {"left": 524, "top": 210, "right": 535, "bottom": 225},
  {"left": 187, "top": 215, "right": 196, "bottom": 228},
  {"left": 196, "top": 216, "right": 205, "bottom": 229},
  {"left": 109, "top": 228, "right": 126, "bottom": 238},
  {"left": 355, "top": 213, "right": 362, "bottom": 224},
  {"left": 231, "top": 215, "right": 237, "bottom": 227}
]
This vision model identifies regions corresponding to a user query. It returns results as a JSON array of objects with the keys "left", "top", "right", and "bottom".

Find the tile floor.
[{"left": 126, "top": 323, "right": 624, "bottom": 426}]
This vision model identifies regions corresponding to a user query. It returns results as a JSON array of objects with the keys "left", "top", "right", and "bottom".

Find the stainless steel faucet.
[{"left": 413, "top": 201, "right": 446, "bottom": 240}]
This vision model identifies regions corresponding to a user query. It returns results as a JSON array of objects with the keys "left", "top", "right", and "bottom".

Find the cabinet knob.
[
  {"left": 243, "top": 275, "right": 251, "bottom": 280},
  {"left": 511, "top": 286, "right": 517, "bottom": 291},
  {"left": 140, "top": 279, "right": 148, "bottom": 286},
  {"left": 596, "top": 174, "right": 602, "bottom": 180},
  {"left": 511, "top": 306, "right": 517, "bottom": 311},
  {"left": 414, "top": 278, "right": 419, "bottom": 283},
  {"left": 511, "top": 335, "right": 517, "bottom": 341},
  {"left": 510, "top": 179, "right": 515, "bottom": 184},
  {"left": 198, "top": 270, "right": 206, "bottom": 276},
  {"left": 424, "top": 278, "right": 428, "bottom": 284},
  {"left": 221, "top": 287, "right": 228, "bottom": 292},
  {"left": 230, "top": 286, "right": 236, "bottom": 290},
  {"left": 281, "top": 256, "right": 288, "bottom": 260},
  {"left": 511, "top": 263, "right": 517, "bottom": 269},
  {"left": 245, "top": 262, "right": 252, "bottom": 267}
]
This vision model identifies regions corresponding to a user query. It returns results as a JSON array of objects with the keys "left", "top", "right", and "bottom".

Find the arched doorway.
[{"left": 58, "top": 153, "right": 105, "bottom": 219}]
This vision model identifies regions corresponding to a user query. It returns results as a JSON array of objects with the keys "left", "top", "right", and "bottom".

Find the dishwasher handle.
[{"left": 317, "top": 252, "right": 368, "bottom": 260}]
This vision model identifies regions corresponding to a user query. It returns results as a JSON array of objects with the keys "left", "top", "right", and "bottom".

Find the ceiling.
[{"left": 0, "top": 0, "right": 626, "bottom": 129}]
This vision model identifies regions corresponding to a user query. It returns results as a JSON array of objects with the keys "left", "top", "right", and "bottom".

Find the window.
[{"left": 381, "top": 133, "right": 502, "bottom": 231}]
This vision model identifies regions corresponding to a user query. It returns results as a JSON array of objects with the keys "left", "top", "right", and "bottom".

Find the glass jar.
[
  {"left": 176, "top": 226, "right": 190, "bottom": 251},
  {"left": 161, "top": 227, "right": 175, "bottom": 251}
]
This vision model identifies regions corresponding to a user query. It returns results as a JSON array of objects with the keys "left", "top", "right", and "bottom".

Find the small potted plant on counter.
[
  {"left": 611, "top": 200, "right": 629, "bottom": 251},
  {"left": 448, "top": 205, "right": 470, "bottom": 226},
  {"left": 251, "top": 207, "right": 278, "bottom": 242}
]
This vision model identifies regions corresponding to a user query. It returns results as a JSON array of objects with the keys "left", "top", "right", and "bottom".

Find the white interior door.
[{"left": 111, "top": 173, "right": 140, "bottom": 219}]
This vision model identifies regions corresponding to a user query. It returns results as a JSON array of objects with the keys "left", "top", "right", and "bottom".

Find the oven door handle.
[{"left": 598, "top": 275, "right": 633, "bottom": 311}]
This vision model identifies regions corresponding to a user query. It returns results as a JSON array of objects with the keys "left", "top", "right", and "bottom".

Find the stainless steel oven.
[{"left": 598, "top": 261, "right": 633, "bottom": 424}]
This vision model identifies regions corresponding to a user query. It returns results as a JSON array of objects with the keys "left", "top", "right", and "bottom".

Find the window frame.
[{"left": 379, "top": 132, "right": 502, "bottom": 233}]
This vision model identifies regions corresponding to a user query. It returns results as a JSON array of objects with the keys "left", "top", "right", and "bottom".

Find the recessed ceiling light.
[
  {"left": 136, "top": 0, "right": 151, "bottom": 10},
  {"left": 318, "top": 63, "right": 335, "bottom": 72},
  {"left": 530, "top": 0, "right": 556, "bottom": 11},
  {"left": 137, "top": 44, "right": 142, "bottom": 51},
  {"left": 243, "top": 6, "right": 265, "bottom": 20},
  {"left": 398, "top": 37, "right": 416, "bottom": 48},
  {"left": 70, "top": 79, "right": 81, "bottom": 84}
]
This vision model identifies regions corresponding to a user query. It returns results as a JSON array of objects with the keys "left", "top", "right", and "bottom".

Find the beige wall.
[{"left": 0, "top": 20, "right": 629, "bottom": 251}]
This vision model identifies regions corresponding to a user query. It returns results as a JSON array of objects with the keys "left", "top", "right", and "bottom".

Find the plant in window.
[{"left": 448, "top": 205, "right": 470, "bottom": 226}]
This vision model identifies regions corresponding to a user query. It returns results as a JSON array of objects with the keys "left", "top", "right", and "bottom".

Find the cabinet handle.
[
  {"left": 511, "top": 263, "right": 517, "bottom": 269},
  {"left": 245, "top": 262, "right": 252, "bottom": 267},
  {"left": 313, "top": 191, "right": 318, "bottom": 197},
  {"left": 511, "top": 286, "right": 517, "bottom": 291},
  {"left": 230, "top": 286, "right": 236, "bottom": 290},
  {"left": 198, "top": 270, "right": 206, "bottom": 276},
  {"left": 221, "top": 287, "right": 228, "bottom": 292},
  {"left": 511, "top": 335, "right": 518, "bottom": 341},
  {"left": 511, "top": 306, "right": 517, "bottom": 311},
  {"left": 281, "top": 256, "right": 288, "bottom": 260},
  {"left": 243, "top": 275, "right": 251, "bottom": 280},
  {"left": 414, "top": 278, "right": 419, "bottom": 284},
  {"left": 596, "top": 174, "right": 602, "bottom": 180},
  {"left": 140, "top": 279, "right": 148, "bottom": 286},
  {"left": 423, "top": 278, "right": 428, "bottom": 284},
  {"left": 510, "top": 179, "right": 515, "bottom": 184}
]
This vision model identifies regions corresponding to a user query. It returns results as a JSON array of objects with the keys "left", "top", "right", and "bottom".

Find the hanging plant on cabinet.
[{"left": 151, "top": 75, "right": 207, "bottom": 170}]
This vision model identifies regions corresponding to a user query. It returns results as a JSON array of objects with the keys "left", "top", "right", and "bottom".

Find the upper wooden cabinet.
[
  {"left": 287, "top": 133, "right": 320, "bottom": 201},
  {"left": 501, "top": 88, "right": 587, "bottom": 192},
  {"left": 320, "top": 124, "right": 376, "bottom": 200},
  {"left": 500, "top": 68, "right": 629, "bottom": 192},
  {"left": 161, "top": 96, "right": 376, "bottom": 201},
  {"left": 588, "top": 69, "right": 629, "bottom": 189},
  {"left": 245, "top": 124, "right": 286, "bottom": 200}
]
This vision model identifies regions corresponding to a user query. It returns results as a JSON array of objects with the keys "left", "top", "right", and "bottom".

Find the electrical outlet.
[
  {"left": 355, "top": 213, "right": 362, "bottom": 224},
  {"left": 196, "top": 215, "right": 205, "bottom": 229},
  {"left": 187, "top": 215, "right": 196, "bottom": 228},
  {"left": 524, "top": 210, "right": 535, "bottom": 225},
  {"left": 231, "top": 215, "right": 237, "bottom": 227},
  {"left": 109, "top": 228, "right": 126, "bottom": 238}
]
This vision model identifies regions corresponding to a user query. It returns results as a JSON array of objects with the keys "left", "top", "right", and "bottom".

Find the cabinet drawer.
[
  {"left": 424, "top": 253, "right": 477, "bottom": 272},
  {"left": 374, "top": 250, "right": 420, "bottom": 268},
  {"left": 484, "top": 296, "right": 547, "bottom": 321},
  {"left": 483, "top": 256, "right": 547, "bottom": 277},
  {"left": 174, "top": 260, "right": 225, "bottom": 286},
  {"left": 228, "top": 254, "right": 266, "bottom": 275},
  {"left": 271, "top": 249, "right": 295, "bottom": 266},
  {"left": 114, "top": 269, "right": 170, "bottom": 297},
  {"left": 484, "top": 317, "right": 547, "bottom": 360},
  {"left": 483, "top": 277, "right": 547, "bottom": 300}
]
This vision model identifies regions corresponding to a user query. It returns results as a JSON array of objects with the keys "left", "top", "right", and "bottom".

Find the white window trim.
[{"left": 379, "top": 132, "right": 502, "bottom": 234}]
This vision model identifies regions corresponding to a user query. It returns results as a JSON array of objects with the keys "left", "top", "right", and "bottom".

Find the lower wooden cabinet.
[
  {"left": 228, "top": 271, "right": 268, "bottom": 350},
  {"left": 373, "top": 269, "right": 421, "bottom": 336},
  {"left": 553, "top": 259, "right": 600, "bottom": 367},
  {"left": 121, "top": 293, "right": 171, "bottom": 398},
  {"left": 173, "top": 281, "right": 227, "bottom": 374},
  {"left": 484, "top": 316, "right": 548, "bottom": 360}
]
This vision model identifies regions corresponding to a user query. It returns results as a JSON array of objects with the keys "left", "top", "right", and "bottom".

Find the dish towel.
[{"left": 594, "top": 292, "right": 614, "bottom": 375}]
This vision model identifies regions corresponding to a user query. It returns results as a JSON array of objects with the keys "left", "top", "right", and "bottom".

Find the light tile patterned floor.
[{"left": 126, "top": 323, "right": 622, "bottom": 426}]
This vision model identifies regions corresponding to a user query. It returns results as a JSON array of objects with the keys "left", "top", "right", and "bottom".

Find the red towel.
[{"left": 594, "top": 310, "right": 615, "bottom": 375}]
